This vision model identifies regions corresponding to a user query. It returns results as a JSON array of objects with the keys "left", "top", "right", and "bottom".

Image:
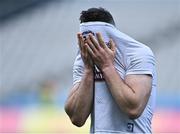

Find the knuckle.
[
  {"left": 99, "top": 48, "right": 104, "bottom": 53},
  {"left": 100, "top": 49, "right": 105, "bottom": 55}
]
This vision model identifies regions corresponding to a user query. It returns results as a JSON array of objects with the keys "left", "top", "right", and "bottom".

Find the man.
[{"left": 65, "top": 7, "right": 157, "bottom": 133}]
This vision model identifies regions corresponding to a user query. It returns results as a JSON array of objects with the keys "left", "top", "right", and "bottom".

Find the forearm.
[
  {"left": 65, "top": 68, "right": 94, "bottom": 126},
  {"left": 73, "top": 69, "right": 94, "bottom": 117},
  {"left": 102, "top": 66, "right": 140, "bottom": 118}
]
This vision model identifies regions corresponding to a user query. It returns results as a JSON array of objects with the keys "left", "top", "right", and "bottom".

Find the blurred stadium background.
[{"left": 0, "top": 0, "right": 180, "bottom": 133}]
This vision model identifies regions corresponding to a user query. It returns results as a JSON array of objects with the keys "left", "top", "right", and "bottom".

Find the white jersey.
[{"left": 73, "top": 22, "right": 157, "bottom": 133}]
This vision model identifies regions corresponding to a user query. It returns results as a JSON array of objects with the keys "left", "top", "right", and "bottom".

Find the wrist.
[
  {"left": 102, "top": 65, "right": 115, "bottom": 74},
  {"left": 84, "top": 68, "right": 94, "bottom": 82},
  {"left": 84, "top": 67, "right": 94, "bottom": 75}
]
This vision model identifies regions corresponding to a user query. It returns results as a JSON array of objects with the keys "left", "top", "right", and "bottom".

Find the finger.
[
  {"left": 84, "top": 43, "right": 88, "bottom": 57},
  {"left": 96, "top": 32, "right": 107, "bottom": 48},
  {"left": 77, "top": 33, "right": 82, "bottom": 51},
  {"left": 77, "top": 33, "right": 83, "bottom": 51},
  {"left": 85, "top": 43, "right": 95, "bottom": 57},
  {"left": 89, "top": 34, "right": 100, "bottom": 50},
  {"left": 109, "top": 39, "right": 116, "bottom": 52},
  {"left": 77, "top": 33, "right": 85, "bottom": 56},
  {"left": 86, "top": 36, "right": 98, "bottom": 53},
  {"left": 82, "top": 40, "right": 86, "bottom": 55}
]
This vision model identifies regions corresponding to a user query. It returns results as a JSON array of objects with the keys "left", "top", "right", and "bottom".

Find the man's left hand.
[{"left": 85, "top": 33, "right": 116, "bottom": 71}]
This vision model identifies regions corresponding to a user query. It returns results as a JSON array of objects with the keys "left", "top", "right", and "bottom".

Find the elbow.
[
  {"left": 70, "top": 116, "right": 85, "bottom": 127},
  {"left": 128, "top": 111, "right": 141, "bottom": 119},
  {"left": 64, "top": 102, "right": 71, "bottom": 117},
  {"left": 127, "top": 107, "right": 143, "bottom": 119},
  {"left": 64, "top": 104, "right": 85, "bottom": 127},
  {"left": 124, "top": 101, "right": 145, "bottom": 119}
]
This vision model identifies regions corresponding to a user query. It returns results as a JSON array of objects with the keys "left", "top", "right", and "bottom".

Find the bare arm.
[
  {"left": 65, "top": 69, "right": 94, "bottom": 127},
  {"left": 86, "top": 33, "right": 152, "bottom": 119},
  {"left": 64, "top": 33, "right": 94, "bottom": 127}
]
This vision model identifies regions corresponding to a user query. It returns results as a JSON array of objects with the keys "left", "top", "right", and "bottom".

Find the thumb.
[{"left": 109, "top": 39, "right": 116, "bottom": 52}]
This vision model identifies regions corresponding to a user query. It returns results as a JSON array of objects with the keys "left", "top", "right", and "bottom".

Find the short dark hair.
[{"left": 79, "top": 7, "right": 115, "bottom": 25}]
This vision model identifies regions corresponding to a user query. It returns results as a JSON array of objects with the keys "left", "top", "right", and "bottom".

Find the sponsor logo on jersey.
[{"left": 94, "top": 66, "right": 104, "bottom": 81}]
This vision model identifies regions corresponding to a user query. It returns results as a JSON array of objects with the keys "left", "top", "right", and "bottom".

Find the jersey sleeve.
[
  {"left": 73, "top": 51, "right": 84, "bottom": 85},
  {"left": 126, "top": 48, "right": 155, "bottom": 77}
]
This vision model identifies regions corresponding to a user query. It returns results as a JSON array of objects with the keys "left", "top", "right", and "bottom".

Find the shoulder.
[
  {"left": 128, "top": 43, "right": 155, "bottom": 64},
  {"left": 140, "top": 45, "right": 154, "bottom": 57},
  {"left": 125, "top": 43, "right": 156, "bottom": 75}
]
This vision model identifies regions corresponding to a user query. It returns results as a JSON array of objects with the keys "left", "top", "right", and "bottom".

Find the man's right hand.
[
  {"left": 77, "top": 33, "right": 93, "bottom": 71},
  {"left": 65, "top": 33, "right": 94, "bottom": 127}
]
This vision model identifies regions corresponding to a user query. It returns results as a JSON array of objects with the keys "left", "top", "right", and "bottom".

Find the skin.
[
  {"left": 65, "top": 32, "right": 152, "bottom": 127},
  {"left": 64, "top": 33, "right": 94, "bottom": 127}
]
